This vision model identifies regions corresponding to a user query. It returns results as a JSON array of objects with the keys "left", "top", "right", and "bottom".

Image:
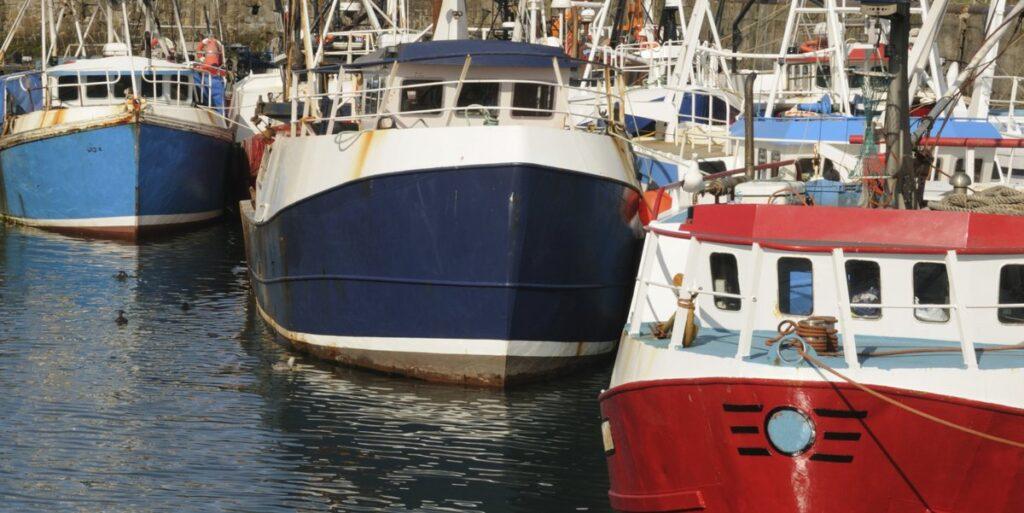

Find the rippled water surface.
[{"left": 0, "top": 222, "right": 612, "bottom": 512}]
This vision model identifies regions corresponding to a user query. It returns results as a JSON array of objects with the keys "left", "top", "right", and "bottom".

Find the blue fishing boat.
[
  {"left": 242, "top": 38, "right": 643, "bottom": 386},
  {"left": 0, "top": 52, "right": 232, "bottom": 239}
]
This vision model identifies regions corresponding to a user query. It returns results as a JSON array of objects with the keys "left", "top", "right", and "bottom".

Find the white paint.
[
  {"left": 255, "top": 125, "right": 637, "bottom": 223},
  {"left": 257, "top": 304, "right": 617, "bottom": 358},
  {"left": 4, "top": 209, "right": 221, "bottom": 228}
]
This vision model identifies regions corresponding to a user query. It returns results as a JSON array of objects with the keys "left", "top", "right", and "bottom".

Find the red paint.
[
  {"left": 850, "top": 134, "right": 1024, "bottom": 148},
  {"left": 661, "top": 204, "right": 1024, "bottom": 254},
  {"left": 600, "top": 377, "right": 1024, "bottom": 513}
]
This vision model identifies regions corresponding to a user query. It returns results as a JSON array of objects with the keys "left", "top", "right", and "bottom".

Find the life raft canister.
[{"left": 196, "top": 36, "right": 224, "bottom": 67}]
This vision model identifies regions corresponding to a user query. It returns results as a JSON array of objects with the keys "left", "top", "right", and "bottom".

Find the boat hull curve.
[{"left": 242, "top": 163, "right": 643, "bottom": 386}]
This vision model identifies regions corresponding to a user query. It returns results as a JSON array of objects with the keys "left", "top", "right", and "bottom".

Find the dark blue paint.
[
  {"left": 0, "top": 121, "right": 229, "bottom": 222},
  {"left": 245, "top": 164, "right": 643, "bottom": 342}
]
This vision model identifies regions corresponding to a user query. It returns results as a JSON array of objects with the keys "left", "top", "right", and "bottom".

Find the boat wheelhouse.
[
  {"left": 0, "top": 55, "right": 232, "bottom": 239},
  {"left": 601, "top": 203, "right": 1024, "bottom": 512},
  {"left": 241, "top": 39, "right": 643, "bottom": 386}
]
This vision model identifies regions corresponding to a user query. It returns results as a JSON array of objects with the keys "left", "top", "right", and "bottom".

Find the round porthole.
[{"left": 765, "top": 407, "right": 815, "bottom": 456}]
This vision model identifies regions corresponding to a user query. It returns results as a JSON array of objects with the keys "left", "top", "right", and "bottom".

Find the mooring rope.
[
  {"left": 778, "top": 339, "right": 1024, "bottom": 450},
  {"left": 930, "top": 185, "right": 1024, "bottom": 216}
]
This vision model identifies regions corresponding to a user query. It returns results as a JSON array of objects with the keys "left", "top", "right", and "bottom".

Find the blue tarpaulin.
[
  {"left": 193, "top": 72, "right": 226, "bottom": 114},
  {"left": 1, "top": 73, "right": 44, "bottom": 121}
]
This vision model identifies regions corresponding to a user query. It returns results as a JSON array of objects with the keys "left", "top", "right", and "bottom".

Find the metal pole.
[
  {"left": 884, "top": 1, "right": 912, "bottom": 209},
  {"left": 744, "top": 72, "right": 756, "bottom": 180}
]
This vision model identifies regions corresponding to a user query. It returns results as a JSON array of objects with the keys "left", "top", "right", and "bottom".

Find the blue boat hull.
[
  {"left": 242, "top": 164, "right": 643, "bottom": 385},
  {"left": 0, "top": 121, "right": 229, "bottom": 239}
]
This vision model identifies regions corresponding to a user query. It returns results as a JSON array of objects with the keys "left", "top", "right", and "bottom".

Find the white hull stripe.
[
  {"left": 3, "top": 209, "right": 222, "bottom": 228},
  {"left": 257, "top": 303, "right": 617, "bottom": 358}
]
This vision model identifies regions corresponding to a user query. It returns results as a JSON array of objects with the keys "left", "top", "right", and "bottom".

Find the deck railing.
[
  {"left": 627, "top": 225, "right": 1024, "bottom": 371},
  {"left": 283, "top": 65, "right": 630, "bottom": 138}
]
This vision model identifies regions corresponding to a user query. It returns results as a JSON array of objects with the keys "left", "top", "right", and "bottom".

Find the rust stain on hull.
[{"left": 279, "top": 336, "right": 615, "bottom": 388}]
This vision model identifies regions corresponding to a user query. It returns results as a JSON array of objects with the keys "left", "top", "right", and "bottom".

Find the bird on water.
[{"left": 115, "top": 310, "right": 128, "bottom": 326}]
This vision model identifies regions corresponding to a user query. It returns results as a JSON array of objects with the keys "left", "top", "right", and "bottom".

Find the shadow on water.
[{"left": 0, "top": 222, "right": 612, "bottom": 513}]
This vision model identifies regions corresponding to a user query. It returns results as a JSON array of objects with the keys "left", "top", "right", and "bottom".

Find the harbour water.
[{"left": 0, "top": 222, "right": 611, "bottom": 512}]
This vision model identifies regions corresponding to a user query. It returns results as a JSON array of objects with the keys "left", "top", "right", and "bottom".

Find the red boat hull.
[{"left": 600, "top": 377, "right": 1024, "bottom": 513}]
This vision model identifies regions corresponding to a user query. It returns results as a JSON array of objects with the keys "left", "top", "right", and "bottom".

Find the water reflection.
[{"left": 0, "top": 223, "right": 611, "bottom": 512}]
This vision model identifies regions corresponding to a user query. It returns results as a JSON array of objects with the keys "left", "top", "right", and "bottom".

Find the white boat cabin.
[
  {"left": 630, "top": 204, "right": 1024, "bottom": 371},
  {"left": 305, "top": 40, "right": 602, "bottom": 133}
]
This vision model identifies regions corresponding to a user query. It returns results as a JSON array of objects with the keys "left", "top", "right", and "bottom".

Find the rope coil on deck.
[
  {"left": 930, "top": 185, "right": 1024, "bottom": 216},
  {"left": 766, "top": 317, "right": 840, "bottom": 354}
]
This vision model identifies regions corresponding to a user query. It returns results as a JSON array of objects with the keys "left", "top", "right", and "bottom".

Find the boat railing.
[
  {"left": 627, "top": 225, "right": 1024, "bottom": 371},
  {"left": 989, "top": 75, "right": 1024, "bottom": 122},
  {"left": 284, "top": 73, "right": 629, "bottom": 137},
  {"left": 26, "top": 66, "right": 226, "bottom": 113}
]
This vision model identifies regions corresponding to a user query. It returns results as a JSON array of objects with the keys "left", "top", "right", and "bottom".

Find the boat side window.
[
  {"left": 166, "top": 74, "right": 187, "bottom": 101},
  {"left": 845, "top": 260, "right": 881, "bottom": 319},
  {"left": 512, "top": 83, "right": 554, "bottom": 117},
  {"left": 710, "top": 253, "right": 741, "bottom": 311},
  {"left": 913, "top": 262, "right": 950, "bottom": 323},
  {"left": 112, "top": 75, "right": 134, "bottom": 98},
  {"left": 56, "top": 75, "right": 79, "bottom": 102},
  {"left": 140, "top": 72, "right": 164, "bottom": 99},
  {"left": 400, "top": 79, "right": 443, "bottom": 114},
  {"left": 456, "top": 82, "right": 500, "bottom": 118},
  {"left": 778, "top": 257, "right": 813, "bottom": 316},
  {"left": 998, "top": 265, "right": 1024, "bottom": 324},
  {"left": 85, "top": 75, "right": 109, "bottom": 99}
]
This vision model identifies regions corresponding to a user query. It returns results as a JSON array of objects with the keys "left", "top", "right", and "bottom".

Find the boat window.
[
  {"left": 85, "top": 75, "right": 109, "bottom": 99},
  {"left": 845, "top": 260, "right": 881, "bottom": 319},
  {"left": 778, "top": 258, "right": 813, "bottom": 316},
  {"left": 512, "top": 83, "right": 554, "bottom": 117},
  {"left": 56, "top": 75, "right": 79, "bottom": 102},
  {"left": 710, "top": 253, "right": 741, "bottom": 311},
  {"left": 456, "top": 82, "right": 500, "bottom": 118},
  {"left": 400, "top": 79, "right": 443, "bottom": 114},
  {"left": 360, "top": 74, "right": 381, "bottom": 114},
  {"left": 913, "top": 262, "right": 950, "bottom": 323},
  {"left": 999, "top": 265, "right": 1024, "bottom": 324},
  {"left": 112, "top": 75, "right": 134, "bottom": 98},
  {"left": 166, "top": 75, "right": 187, "bottom": 101},
  {"left": 140, "top": 72, "right": 164, "bottom": 99}
]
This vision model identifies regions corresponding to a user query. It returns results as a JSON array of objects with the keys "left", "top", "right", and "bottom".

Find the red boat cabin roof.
[{"left": 672, "top": 204, "right": 1024, "bottom": 255}]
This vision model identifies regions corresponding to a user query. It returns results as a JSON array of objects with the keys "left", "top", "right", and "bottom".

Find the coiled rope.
[
  {"left": 930, "top": 185, "right": 1024, "bottom": 216},
  {"left": 775, "top": 337, "right": 1024, "bottom": 450},
  {"left": 766, "top": 317, "right": 840, "bottom": 354}
]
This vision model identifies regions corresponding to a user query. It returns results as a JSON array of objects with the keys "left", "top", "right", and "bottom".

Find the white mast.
[
  {"left": 967, "top": 0, "right": 1006, "bottom": 118},
  {"left": 433, "top": 0, "right": 468, "bottom": 41}
]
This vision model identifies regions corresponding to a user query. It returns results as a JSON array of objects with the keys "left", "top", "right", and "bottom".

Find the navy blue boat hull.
[
  {"left": 0, "top": 121, "right": 230, "bottom": 239},
  {"left": 242, "top": 164, "right": 643, "bottom": 385}
]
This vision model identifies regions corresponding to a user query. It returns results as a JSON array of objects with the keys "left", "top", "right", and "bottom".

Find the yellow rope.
[{"left": 788, "top": 342, "right": 1024, "bottom": 450}]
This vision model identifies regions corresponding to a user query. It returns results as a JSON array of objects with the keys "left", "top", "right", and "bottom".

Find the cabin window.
[
  {"left": 512, "top": 83, "right": 554, "bottom": 117},
  {"left": 778, "top": 258, "right": 813, "bottom": 316},
  {"left": 710, "top": 253, "right": 741, "bottom": 311},
  {"left": 56, "top": 75, "right": 79, "bottom": 102},
  {"left": 166, "top": 75, "right": 187, "bottom": 101},
  {"left": 362, "top": 74, "right": 382, "bottom": 114},
  {"left": 456, "top": 82, "right": 500, "bottom": 118},
  {"left": 400, "top": 79, "right": 443, "bottom": 114},
  {"left": 85, "top": 75, "right": 109, "bottom": 99},
  {"left": 140, "top": 72, "right": 164, "bottom": 99},
  {"left": 112, "top": 75, "right": 134, "bottom": 98},
  {"left": 999, "top": 265, "right": 1024, "bottom": 324},
  {"left": 845, "top": 260, "right": 881, "bottom": 319},
  {"left": 913, "top": 262, "right": 950, "bottom": 323}
]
